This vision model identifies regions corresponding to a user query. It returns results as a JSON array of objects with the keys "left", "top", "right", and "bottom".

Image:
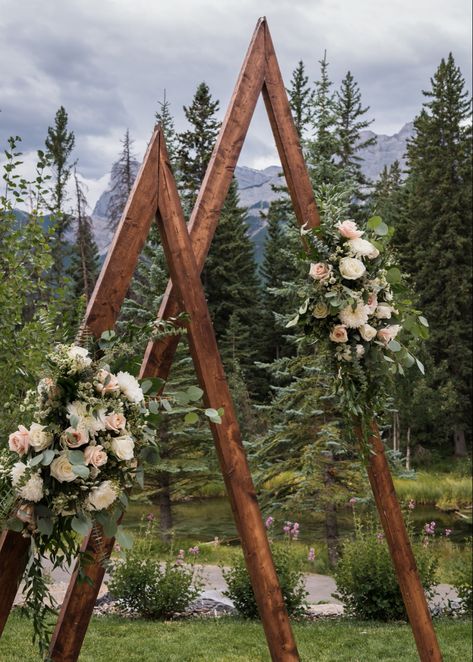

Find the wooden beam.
[
  {"left": 364, "top": 423, "right": 442, "bottom": 662},
  {"left": 155, "top": 131, "right": 299, "bottom": 662},
  {"left": 0, "top": 530, "right": 30, "bottom": 635},
  {"left": 140, "top": 17, "right": 266, "bottom": 379}
]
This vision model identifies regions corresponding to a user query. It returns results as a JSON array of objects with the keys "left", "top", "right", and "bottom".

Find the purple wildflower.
[
  {"left": 146, "top": 512, "right": 155, "bottom": 521},
  {"left": 349, "top": 497, "right": 357, "bottom": 506},
  {"left": 307, "top": 547, "right": 315, "bottom": 562},
  {"left": 188, "top": 546, "right": 200, "bottom": 556},
  {"left": 376, "top": 532, "right": 385, "bottom": 541},
  {"left": 423, "top": 521, "right": 436, "bottom": 536},
  {"left": 283, "top": 521, "right": 292, "bottom": 535},
  {"left": 265, "top": 516, "right": 274, "bottom": 530},
  {"left": 291, "top": 522, "right": 300, "bottom": 540},
  {"left": 408, "top": 499, "right": 416, "bottom": 510},
  {"left": 444, "top": 528, "right": 452, "bottom": 537}
]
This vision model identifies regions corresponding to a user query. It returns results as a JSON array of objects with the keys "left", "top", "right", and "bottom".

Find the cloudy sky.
[{"left": 0, "top": 0, "right": 471, "bottom": 207}]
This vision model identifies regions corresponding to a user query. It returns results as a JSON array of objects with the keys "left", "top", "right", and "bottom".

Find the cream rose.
[
  {"left": 337, "top": 220, "right": 363, "bottom": 239},
  {"left": 116, "top": 372, "right": 144, "bottom": 403},
  {"left": 309, "top": 262, "right": 332, "bottom": 281},
  {"left": 84, "top": 445, "right": 108, "bottom": 468},
  {"left": 366, "top": 292, "right": 378, "bottom": 315},
  {"left": 312, "top": 302, "right": 329, "bottom": 319},
  {"left": 104, "top": 412, "right": 126, "bottom": 432},
  {"left": 62, "top": 426, "right": 89, "bottom": 448},
  {"left": 19, "top": 473, "right": 44, "bottom": 502},
  {"left": 8, "top": 425, "right": 30, "bottom": 456},
  {"left": 339, "top": 257, "right": 366, "bottom": 280},
  {"left": 375, "top": 304, "right": 393, "bottom": 319},
  {"left": 347, "top": 238, "right": 379, "bottom": 260},
  {"left": 329, "top": 325, "right": 348, "bottom": 343},
  {"left": 50, "top": 453, "right": 77, "bottom": 483},
  {"left": 355, "top": 344, "right": 365, "bottom": 359},
  {"left": 86, "top": 480, "right": 118, "bottom": 511},
  {"left": 111, "top": 435, "right": 135, "bottom": 461},
  {"left": 29, "top": 423, "right": 53, "bottom": 452},
  {"left": 359, "top": 324, "right": 378, "bottom": 342},
  {"left": 377, "top": 325, "right": 401, "bottom": 345},
  {"left": 96, "top": 369, "right": 120, "bottom": 394}
]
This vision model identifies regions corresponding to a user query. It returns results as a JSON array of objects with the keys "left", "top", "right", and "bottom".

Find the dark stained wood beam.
[{"left": 0, "top": 530, "right": 30, "bottom": 635}]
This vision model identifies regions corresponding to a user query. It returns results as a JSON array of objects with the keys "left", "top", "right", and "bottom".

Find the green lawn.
[{"left": 1, "top": 614, "right": 471, "bottom": 661}]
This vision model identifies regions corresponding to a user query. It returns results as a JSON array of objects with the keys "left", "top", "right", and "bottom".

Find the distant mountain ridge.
[{"left": 91, "top": 122, "right": 414, "bottom": 256}]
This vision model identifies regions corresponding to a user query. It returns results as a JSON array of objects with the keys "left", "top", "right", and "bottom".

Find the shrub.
[
  {"left": 334, "top": 512, "right": 437, "bottom": 621},
  {"left": 108, "top": 519, "right": 202, "bottom": 619},
  {"left": 222, "top": 544, "right": 308, "bottom": 619},
  {"left": 451, "top": 538, "right": 473, "bottom": 615}
]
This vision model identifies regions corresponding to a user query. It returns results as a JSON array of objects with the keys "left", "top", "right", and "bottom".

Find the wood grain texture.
[
  {"left": 49, "top": 525, "right": 118, "bottom": 662},
  {"left": 155, "top": 131, "right": 299, "bottom": 662},
  {"left": 363, "top": 423, "right": 443, "bottom": 662},
  {"left": 0, "top": 529, "right": 30, "bottom": 635},
  {"left": 140, "top": 17, "right": 266, "bottom": 379},
  {"left": 83, "top": 129, "right": 160, "bottom": 337}
]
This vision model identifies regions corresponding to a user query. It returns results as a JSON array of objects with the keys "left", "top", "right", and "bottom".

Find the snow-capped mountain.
[{"left": 91, "top": 123, "right": 414, "bottom": 256}]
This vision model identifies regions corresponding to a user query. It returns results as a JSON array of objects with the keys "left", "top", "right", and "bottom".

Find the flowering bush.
[{"left": 287, "top": 214, "right": 428, "bottom": 431}]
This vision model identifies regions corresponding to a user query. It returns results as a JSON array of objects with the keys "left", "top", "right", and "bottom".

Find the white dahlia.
[
  {"left": 339, "top": 302, "right": 369, "bottom": 328},
  {"left": 116, "top": 372, "right": 144, "bottom": 403}
]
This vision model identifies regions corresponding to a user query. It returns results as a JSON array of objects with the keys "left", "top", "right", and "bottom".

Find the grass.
[
  {"left": 393, "top": 471, "right": 472, "bottom": 510},
  {"left": 1, "top": 614, "right": 471, "bottom": 661}
]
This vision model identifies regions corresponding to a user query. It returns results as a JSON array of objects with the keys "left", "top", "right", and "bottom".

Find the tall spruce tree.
[
  {"left": 106, "top": 129, "right": 138, "bottom": 232},
  {"left": 155, "top": 91, "right": 179, "bottom": 168},
  {"left": 70, "top": 171, "right": 99, "bottom": 304},
  {"left": 178, "top": 82, "right": 220, "bottom": 213},
  {"left": 287, "top": 60, "right": 314, "bottom": 138},
  {"left": 45, "top": 106, "right": 75, "bottom": 279},
  {"left": 335, "top": 70, "right": 376, "bottom": 192},
  {"left": 400, "top": 54, "right": 472, "bottom": 456}
]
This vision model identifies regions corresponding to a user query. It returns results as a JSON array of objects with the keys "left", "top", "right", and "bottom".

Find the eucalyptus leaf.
[
  {"left": 184, "top": 412, "right": 199, "bottom": 425},
  {"left": 418, "top": 316, "right": 429, "bottom": 327},
  {"left": 285, "top": 314, "right": 299, "bottom": 328},
  {"left": 41, "top": 449, "right": 56, "bottom": 466},
  {"left": 174, "top": 391, "right": 191, "bottom": 405},
  {"left": 68, "top": 450, "right": 85, "bottom": 465},
  {"left": 148, "top": 400, "right": 160, "bottom": 415},
  {"left": 416, "top": 358, "right": 425, "bottom": 375},
  {"left": 7, "top": 517, "right": 24, "bottom": 532},
  {"left": 71, "top": 514, "right": 92, "bottom": 536},
  {"left": 116, "top": 525, "right": 133, "bottom": 549},
  {"left": 374, "top": 221, "right": 389, "bottom": 236},
  {"left": 386, "top": 267, "right": 402, "bottom": 285},
  {"left": 141, "top": 379, "right": 153, "bottom": 394},
  {"left": 72, "top": 464, "right": 90, "bottom": 479},
  {"left": 187, "top": 385, "right": 204, "bottom": 402},
  {"left": 161, "top": 399, "right": 172, "bottom": 412},
  {"left": 387, "top": 339, "right": 401, "bottom": 352},
  {"left": 29, "top": 453, "right": 44, "bottom": 466},
  {"left": 367, "top": 215, "right": 382, "bottom": 229},
  {"left": 37, "top": 518, "right": 53, "bottom": 536},
  {"left": 299, "top": 298, "right": 309, "bottom": 314},
  {"left": 70, "top": 415, "right": 79, "bottom": 430}
]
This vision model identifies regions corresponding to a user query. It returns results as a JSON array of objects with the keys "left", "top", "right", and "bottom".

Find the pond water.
[{"left": 124, "top": 497, "right": 471, "bottom": 545}]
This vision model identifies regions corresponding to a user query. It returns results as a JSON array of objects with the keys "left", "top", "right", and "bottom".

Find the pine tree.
[
  {"left": 401, "top": 54, "right": 472, "bottom": 455},
  {"left": 287, "top": 60, "right": 314, "bottom": 138},
  {"left": 70, "top": 171, "right": 99, "bottom": 304},
  {"left": 178, "top": 82, "right": 220, "bottom": 213},
  {"left": 106, "top": 129, "right": 138, "bottom": 232},
  {"left": 155, "top": 91, "right": 179, "bottom": 168},
  {"left": 305, "top": 52, "right": 340, "bottom": 185},
  {"left": 335, "top": 70, "right": 376, "bottom": 191},
  {"left": 45, "top": 106, "right": 75, "bottom": 279},
  {"left": 202, "top": 181, "right": 263, "bottom": 395}
]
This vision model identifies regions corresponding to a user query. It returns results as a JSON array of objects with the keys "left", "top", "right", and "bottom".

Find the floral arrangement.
[
  {"left": 0, "top": 343, "right": 158, "bottom": 656},
  {"left": 287, "top": 214, "right": 428, "bottom": 433}
]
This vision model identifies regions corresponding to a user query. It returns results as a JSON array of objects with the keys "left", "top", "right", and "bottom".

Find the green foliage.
[
  {"left": 334, "top": 512, "right": 438, "bottom": 620},
  {"left": 451, "top": 538, "right": 473, "bottom": 615},
  {"left": 222, "top": 544, "right": 308, "bottom": 619},
  {"left": 69, "top": 171, "right": 99, "bottom": 305},
  {"left": 287, "top": 60, "right": 314, "bottom": 137},
  {"left": 106, "top": 130, "right": 137, "bottom": 232},
  {"left": 108, "top": 520, "right": 202, "bottom": 618}
]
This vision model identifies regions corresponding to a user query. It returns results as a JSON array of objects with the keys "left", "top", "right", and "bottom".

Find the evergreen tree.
[
  {"left": 106, "top": 129, "right": 138, "bottom": 232},
  {"left": 305, "top": 52, "right": 340, "bottom": 185},
  {"left": 45, "top": 106, "right": 75, "bottom": 279},
  {"left": 155, "top": 90, "right": 179, "bottom": 168},
  {"left": 335, "top": 70, "right": 376, "bottom": 191},
  {"left": 178, "top": 82, "right": 220, "bottom": 213},
  {"left": 202, "top": 181, "right": 263, "bottom": 395},
  {"left": 70, "top": 171, "right": 99, "bottom": 304},
  {"left": 287, "top": 60, "right": 314, "bottom": 138},
  {"left": 400, "top": 54, "right": 472, "bottom": 455}
]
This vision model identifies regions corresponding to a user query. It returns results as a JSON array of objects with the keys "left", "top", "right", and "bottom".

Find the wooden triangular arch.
[{"left": 0, "top": 18, "right": 442, "bottom": 662}]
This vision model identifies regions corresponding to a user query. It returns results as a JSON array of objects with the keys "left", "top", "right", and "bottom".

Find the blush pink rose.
[
  {"left": 63, "top": 426, "right": 89, "bottom": 448},
  {"left": 96, "top": 369, "right": 120, "bottom": 394},
  {"left": 84, "top": 445, "right": 108, "bottom": 468},
  {"left": 309, "top": 262, "right": 332, "bottom": 281},
  {"left": 104, "top": 412, "right": 126, "bottom": 433},
  {"left": 377, "top": 325, "right": 401, "bottom": 345},
  {"left": 366, "top": 292, "right": 378, "bottom": 315},
  {"left": 8, "top": 425, "right": 30, "bottom": 456},
  {"left": 329, "top": 325, "right": 349, "bottom": 343},
  {"left": 337, "top": 220, "right": 364, "bottom": 239}
]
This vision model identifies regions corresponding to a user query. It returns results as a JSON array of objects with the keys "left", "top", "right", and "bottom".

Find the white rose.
[
  {"left": 11, "top": 461, "right": 27, "bottom": 487},
  {"left": 359, "top": 324, "right": 378, "bottom": 342},
  {"left": 375, "top": 304, "right": 393, "bottom": 319},
  {"left": 116, "top": 372, "right": 144, "bottom": 403},
  {"left": 111, "top": 435, "right": 135, "bottom": 461},
  {"left": 29, "top": 423, "right": 53, "bottom": 451},
  {"left": 68, "top": 345, "right": 92, "bottom": 370},
  {"left": 86, "top": 480, "right": 118, "bottom": 511},
  {"left": 339, "top": 257, "right": 366, "bottom": 280},
  {"left": 312, "top": 302, "right": 329, "bottom": 319},
  {"left": 50, "top": 453, "right": 77, "bottom": 483},
  {"left": 19, "top": 473, "right": 44, "bottom": 502},
  {"left": 355, "top": 344, "right": 365, "bottom": 359},
  {"left": 347, "top": 238, "right": 380, "bottom": 260}
]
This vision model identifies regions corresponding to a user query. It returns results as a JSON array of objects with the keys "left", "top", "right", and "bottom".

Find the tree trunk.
[
  {"left": 406, "top": 426, "right": 411, "bottom": 471},
  {"left": 157, "top": 471, "right": 173, "bottom": 542},
  {"left": 323, "top": 462, "right": 339, "bottom": 567},
  {"left": 454, "top": 428, "right": 467, "bottom": 458}
]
